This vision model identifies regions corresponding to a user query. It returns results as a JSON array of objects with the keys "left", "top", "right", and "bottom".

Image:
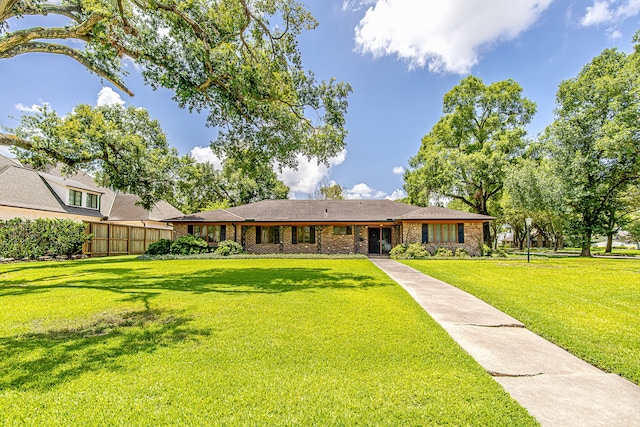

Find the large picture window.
[
  {"left": 424, "top": 223, "right": 464, "bottom": 243},
  {"left": 292, "top": 226, "right": 316, "bottom": 244},
  {"left": 191, "top": 225, "right": 226, "bottom": 244},
  {"left": 69, "top": 189, "right": 82, "bottom": 206},
  {"left": 256, "top": 226, "right": 279, "bottom": 244}
]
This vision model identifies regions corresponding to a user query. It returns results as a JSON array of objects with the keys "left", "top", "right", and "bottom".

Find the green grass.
[
  {"left": 402, "top": 258, "right": 640, "bottom": 385},
  {"left": 0, "top": 257, "right": 536, "bottom": 426}
]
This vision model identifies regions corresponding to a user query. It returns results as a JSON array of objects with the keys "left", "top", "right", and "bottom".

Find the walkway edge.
[{"left": 370, "top": 258, "right": 640, "bottom": 427}]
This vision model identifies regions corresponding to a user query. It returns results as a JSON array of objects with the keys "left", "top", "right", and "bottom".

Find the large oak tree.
[
  {"left": 1, "top": 0, "right": 350, "bottom": 205},
  {"left": 404, "top": 76, "right": 536, "bottom": 243},
  {"left": 544, "top": 43, "right": 640, "bottom": 257}
]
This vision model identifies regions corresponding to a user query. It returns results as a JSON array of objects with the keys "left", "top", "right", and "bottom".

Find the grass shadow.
[
  {"left": 0, "top": 308, "right": 209, "bottom": 391},
  {"left": 0, "top": 265, "right": 390, "bottom": 299}
]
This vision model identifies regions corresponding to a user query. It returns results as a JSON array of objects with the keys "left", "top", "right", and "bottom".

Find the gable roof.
[
  {"left": 0, "top": 154, "right": 182, "bottom": 221},
  {"left": 167, "top": 199, "right": 494, "bottom": 223}
]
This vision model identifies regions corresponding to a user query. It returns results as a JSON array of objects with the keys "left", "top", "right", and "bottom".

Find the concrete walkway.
[{"left": 370, "top": 258, "right": 640, "bottom": 427}]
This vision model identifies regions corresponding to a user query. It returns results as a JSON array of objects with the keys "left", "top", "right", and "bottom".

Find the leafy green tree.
[
  {"left": 627, "top": 218, "right": 640, "bottom": 249},
  {"left": 544, "top": 43, "right": 640, "bottom": 257},
  {"left": 501, "top": 158, "right": 565, "bottom": 250},
  {"left": 11, "top": 104, "right": 179, "bottom": 209},
  {"left": 169, "top": 151, "right": 289, "bottom": 214},
  {"left": 404, "top": 75, "right": 536, "bottom": 243},
  {"left": 601, "top": 187, "right": 640, "bottom": 253},
  {"left": 1, "top": 0, "right": 351, "bottom": 194},
  {"left": 320, "top": 183, "right": 344, "bottom": 200}
]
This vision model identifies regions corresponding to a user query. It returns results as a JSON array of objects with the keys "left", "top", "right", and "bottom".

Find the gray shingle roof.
[
  {"left": 0, "top": 154, "right": 183, "bottom": 221},
  {"left": 167, "top": 199, "right": 494, "bottom": 223},
  {"left": 0, "top": 164, "right": 105, "bottom": 218},
  {"left": 108, "top": 193, "right": 184, "bottom": 221},
  {"left": 397, "top": 205, "right": 494, "bottom": 221}
]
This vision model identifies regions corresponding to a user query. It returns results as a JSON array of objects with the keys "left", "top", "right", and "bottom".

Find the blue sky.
[{"left": 2, "top": 0, "right": 640, "bottom": 200}]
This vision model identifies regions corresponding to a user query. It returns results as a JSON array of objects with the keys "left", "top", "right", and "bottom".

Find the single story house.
[
  {"left": 167, "top": 199, "right": 493, "bottom": 256},
  {"left": 0, "top": 154, "right": 183, "bottom": 255}
]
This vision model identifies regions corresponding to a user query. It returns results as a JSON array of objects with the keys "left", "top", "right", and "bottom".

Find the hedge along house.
[
  {"left": 0, "top": 154, "right": 183, "bottom": 256},
  {"left": 167, "top": 199, "right": 493, "bottom": 256}
]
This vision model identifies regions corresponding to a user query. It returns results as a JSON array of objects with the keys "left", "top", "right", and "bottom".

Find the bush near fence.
[{"left": 0, "top": 218, "right": 88, "bottom": 259}]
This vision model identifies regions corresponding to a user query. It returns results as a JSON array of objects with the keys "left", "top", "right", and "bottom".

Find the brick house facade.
[{"left": 168, "top": 200, "right": 492, "bottom": 256}]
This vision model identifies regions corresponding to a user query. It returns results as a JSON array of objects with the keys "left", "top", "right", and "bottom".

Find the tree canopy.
[
  {"left": 544, "top": 45, "right": 640, "bottom": 256},
  {"left": 11, "top": 103, "right": 179, "bottom": 208},
  {"left": 404, "top": 75, "right": 536, "bottom": 243},
  {"left": 168, "top": 152, "right": 289, "bottom": 214},
  {"left": 1, "top": 0, "right": 351, "bottom": 202}
]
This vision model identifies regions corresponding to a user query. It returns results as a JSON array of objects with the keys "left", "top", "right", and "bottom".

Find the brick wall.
[
  {"left": 174, "top": 221, "right": 486, "bottom": 256},
  {"left": 174, "top": 223, "right": 188, "bottom": 239},
  {"left": 402, "top": 222, "right": 484, "bottom": 256}
]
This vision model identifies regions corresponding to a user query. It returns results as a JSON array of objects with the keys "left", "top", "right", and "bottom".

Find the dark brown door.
[
  {"left": 369, "top": 228, "right": 380, "bottom": 254},
  {"left": 369, "top": 227, "right": 392, "bottom": 254}
]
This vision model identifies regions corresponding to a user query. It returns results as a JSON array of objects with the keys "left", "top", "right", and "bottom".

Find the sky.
[{"left": 2, "top": 0, "right": 640, "bottom": 201}]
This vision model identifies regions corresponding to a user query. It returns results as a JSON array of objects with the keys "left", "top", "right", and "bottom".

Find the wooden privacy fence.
[{"left": 84, "top": 222, "right": 173, "bottom": 256}]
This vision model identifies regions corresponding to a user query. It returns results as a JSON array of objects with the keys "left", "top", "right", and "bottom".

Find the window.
[
  {"left": 425, "top": 223, "right": 464, "bottom": 243},
  {"left": 192, "top": 225, "right": 226, "bottom": 244},
  {"left": 86, "top": 193, "right": 100, "bottom": 209},
  {"left": 292, "top": 226, "right": 315, "bottom": 244},
  {"left": 256, "top": 226, "right": 279, "bottom": 244},
  {"left": 69, "top": 189, "right": 82, "bottom": 206},
  {"left": 333, "top": 226, "right": 353, "bottom": 235}
]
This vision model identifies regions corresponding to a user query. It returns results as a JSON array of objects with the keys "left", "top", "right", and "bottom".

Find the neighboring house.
[
  {"left": 0, "top": 154, "right": 183, "bottom": 256},
  {"left": 167, "top": 199, "right": 493, "bottom": 256}
]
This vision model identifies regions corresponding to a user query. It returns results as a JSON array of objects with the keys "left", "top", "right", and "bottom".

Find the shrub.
[
  {"left": 390, "top": 243, "right": 429, "bottom": 260},
  {"left": 213, "top": 240, "right": 244, "bottom": 256},
  {"left": 170, "top": 235, "right": 209, "bottom": 255},
  {"left": 435, "top": 247, "right": 454, "bottom": 257},
  {"left": 390, "top": 244, "right": 408, "bottom": 259},
  {"left": 146, "top": 238, "right": 172, "bottom": 255},
  {"left": 481, "top": 244, "right": 493, "bottom": 256},
  {"left": 0, "top": 218, "right": 88, "bottom": 259},
  {"left": 405, "top": 242, "right": 429, "bottom": 259},
  {"left": 494, "top": 248, "right": 508, "bottom": 258},
  {"left": 455, "top": 248, "right": 470, "bottom": 258}
]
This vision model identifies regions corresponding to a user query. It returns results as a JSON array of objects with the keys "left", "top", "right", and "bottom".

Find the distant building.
[{"left": 0, "top": 154, "right": 182, "bottom": 255}]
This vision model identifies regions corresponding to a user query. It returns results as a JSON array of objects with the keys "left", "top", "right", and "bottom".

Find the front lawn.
[
  {"left": 0, "top": 257, "right": 536, "bottom": 426},
  {"left": 403, "top": 258, "right": 640, "bottom": 385}
]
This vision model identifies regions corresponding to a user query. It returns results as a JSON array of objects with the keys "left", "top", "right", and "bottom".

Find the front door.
[{"left": 368, "top": 227, "right": 392, "bottom": 255}]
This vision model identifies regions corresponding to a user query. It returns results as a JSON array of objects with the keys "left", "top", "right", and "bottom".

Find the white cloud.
[
  {"left": 354, "top": 0, "right": 553, "bottom": 74},
  {"left": 344, "top": 182, "right": 388, "bottom": 199},
  {"left": 386, "top": 189, "right": 407, "bottom": 200},
  {"left": 15, "top": 101, "right": 48, "bottom": 113},
  {"left": 581, "top": 0, "right": 640, "bottom": 26},
  {"left": 392, "top": 166, "right": 405, "bottom": 175},
  {"left": 277, "top": 150, "right": 347, "bottom": 194},
  {"left": 190, "top": 146, "right": 223, "bottom": 170},
  {"left": 96, "top": 87, "right": 125, "bottom": 107}
]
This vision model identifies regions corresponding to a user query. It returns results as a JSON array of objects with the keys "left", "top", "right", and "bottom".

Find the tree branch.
[
  {"left": 0, "top": 11, "right": 102, "bottom": 53},
  {"left": 0, "top": 132, "right": 25, "bottom": 147},
  {"left": 0, "top": 41, "right": 133, "bottom": 96},
  {"left": 3, "top": 3, "right": 82, "bottom": 22},
  {"left": 0, "top": 0, "right": 19, "bottom": 20}
]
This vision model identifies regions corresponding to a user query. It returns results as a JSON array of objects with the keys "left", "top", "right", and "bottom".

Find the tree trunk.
[
  {"left": 483, "top": 222, "right": 491, "bottom": 246},
  {"left": 605, "top": 234, "right": 613, "bottom": 254}
]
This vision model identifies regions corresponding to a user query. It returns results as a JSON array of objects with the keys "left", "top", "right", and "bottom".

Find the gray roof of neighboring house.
[
  {"left": 167, "top": 199, "right": 494, "bottom": 223},
  {"left": 0, "top": 154, "right": 183, "bottom": 221},
  {"left": 108, "top": 193, "right": 184, "bottom": 222},
  {"left": 0, "top": 164, "right": 105, "bottom": 218}
]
